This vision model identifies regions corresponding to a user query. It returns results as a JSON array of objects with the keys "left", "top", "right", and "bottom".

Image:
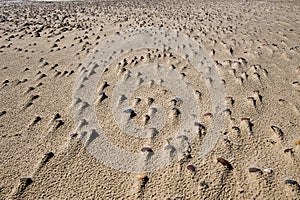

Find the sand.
[{"left": 0, "top": 0, "right": 299, "bottom": 199}]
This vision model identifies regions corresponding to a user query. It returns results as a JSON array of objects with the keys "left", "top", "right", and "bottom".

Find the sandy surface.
[{"left": 0, "top": 0, "right": 299, "bottom": 199}]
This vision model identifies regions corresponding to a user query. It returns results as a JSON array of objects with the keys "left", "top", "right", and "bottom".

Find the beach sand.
[{"left": 0, "top": 0, "right": 299, "bottom": 199}]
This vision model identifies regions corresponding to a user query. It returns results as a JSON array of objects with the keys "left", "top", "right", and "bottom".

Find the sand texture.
[{"left": 0, "top": 0, "right": 300, "bottom": 199}]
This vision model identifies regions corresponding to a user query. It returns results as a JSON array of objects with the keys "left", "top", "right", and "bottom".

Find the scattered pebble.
[
  {"left": 53, "top": 119, "right": 64, "bottom": 129},
  {"left": 53, "top": 113, "right": 61, "bottom": 120},
  {"left": 271, "top": 125, "right": 283, "bottom": 139},
  {"left": 171, "top": 107, "right": 180, "bottom": 117},
  {"left": 248, "top": 167, "right": 261, "bottom": 173},
  {"left": 263, "top": 168, "right": 273, "bottom": 173},
  {"left": 98, "top": 92, "right": 108, "bottom": 102},
  {"left": 283, "top": 148, "right": 294, "bottom": 153},
  {"left": 141, "top": 147, "right": 153, "bottom": 153},
  {"left": 31, "top": 116, "right": 42, "bottom": 125},
  {"left": 0, "top": 111, "right": 6, "bottom": 117},
  {"left": 217, "top": 157, "right": 233, "bottom": 170},
  {"left": 123, "top": 109, "right": 136, "bottom": 118},
  {"left": 20, "top": 178, "right": 32, "bottom": 186},
  {"left": 200, "top": 181, "right": 209, "bottom": 189},
  {"left": 284, "top": 179, "right": 299, "bottom": 186},
  {"left": 187, "top": 164, "right": 196, "bottom": 172},
  {"left": 136, "top": 174, "right": 147, "bottom": 180},
  {"left": 43, "top": 151, "right": 54, "bottom": 163},
  {"left": 241, "top": 117, "right": 250, "bottom": 121},
  {"left": 70, "top": 132, "right": 78, "bottom": 138},
  {"left": 203, "top": 112, "right": 212, "bottom": 117},
  {"left": 294, "top": 139, "right": 300, "bottom": 145}
]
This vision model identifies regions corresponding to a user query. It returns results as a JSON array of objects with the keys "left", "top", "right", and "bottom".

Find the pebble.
[
  {"left": 284, "top": 179, "right": 299, "bottom": 186},
  {"left": 20, "top": 177, "right": 32, "bottom": 186},
  {"left": 54, "top": 113, "right": 61, "bottom": 120},
  {"left": 70, "top": 132, "right": 78, "bottom": 138},
  {"left": 54, "top": 119, "right": 64, "bottom": 129},
  {"left": 0, "top": 111, "right": 6, "bottom": 117},
  {"left": 217, "top": 157, "right": 233, "bottom": 170},
  {"left": 32, "top": 116, "right": 42, "bottom": 124},
  {"left": 141, "top": 147, "right": 153, "bottom": 153},
  {"left": 294, "top": 139, "right": 300, "bottom": 145},
  {"left": 187, "top": 164, "right": 196, "bottom": 172},
  {"left": 136, "top": 174, "right": 147, "bottom": 180},
  {"left": 271, "top": 125, "right": 284, "bottom": 139},
  {"left": 248, "top": 167, "right": 261, "bottom": 173},
  {"left": 99, "top": 91, "right": 108, "bottom": 102},
  {"left": 283, "top": 148, "right": 294, "bottom": 153},
  {"left": 123, "top": 108, "right": 136, "bottom": 118},
  {"left": 203, "top": 112, "right": 212, "bottom": 117},
  {"left": 43, "top": 151, "right": 54, "bottom": 162},
  {"left": 171, "top": 107, "right": 180, "bottom": 115},
  {"left": 263, "top": 168, "right": 273, "bottom": 173}
]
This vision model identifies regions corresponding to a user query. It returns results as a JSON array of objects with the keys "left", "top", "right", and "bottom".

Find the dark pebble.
[
  {"left": 284, "top": 148, "right": 294, "bottom": 153},
  {"left": 44, "top": 151, "right": 54, "bottom": 160},
  {"left": 0, "top": 111, "right": 6, "bottom": 117},
  {"left": 284, "top": 179, "right": 299, "bottom": 186},
  {"left": 203, "top": 112, "right": 212, "bottom": 117},
  {"left": 248, "top": 167, "right": 261, "bottom": 173},
  {"left": 217, "top": 157, "right": 233, "bottom": 170},
  {"left": 123, "top": 109, "right": 136, "bottom": 118},
  {"left": 99, "top": 91, "right": 108, "bottom": 102},
  {"left": 33, "top": 116, "right": 42, "bottom": 124},
  {"left": 54, "top": 113, "right": 61, "bottom": 120},
  {"left": 54, "top": 119, "right": 64, "bottom": 128},
  {"left": 20, "top": 178, "right": 32, "bottom": 185},
  {"left": 31, "top": 95, "right": 39, "bottom": 101},
  {"left": 141, "top": 147, "right": 153, "bottom": 153},
  {"left": 187, "top": 164, "right": 196, "bottom": 172},
  {"left": 70, "top": 133, "right": 78, "bottom": 138}
]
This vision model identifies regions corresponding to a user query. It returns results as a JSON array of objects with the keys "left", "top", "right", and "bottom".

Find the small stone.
[
  {"left": 249, "top": 167, "right": 261, "bottom": 173},
  {"left": 271, "top": 125, "right": 284, "bottom": 139},
  {"left": 54, "top": 113, "right": 61, "bottom": 120},
  {"left": 100, "top": 81, "right": 109, "bottom": 90},
  {"left": 43, "top": 151, "right": 54, "bottom": 162},
  {"left": 217, "top": 157, "right": 233, "bottom": 170},
  {"left": 187, "top": 164, "right": 196, "bottom": 172},
  {"left": 0, "top": 111, "right": 6, "bottom": 117},
  {"left": 203, "top": 112, "right": 212, "bottom": 117},
  {"left": 141, "top": 147, "right": 153, "bottom": 153},
  {"left": 54, "top": 119, "right": 64, "bottom": 129},
  {"left": 99, "top": 92, "right": 108, "bottom": 102},
  {"left": 136, "top": 174, "right": 147, "bottom": 180},
  {"left": 284, "top": 179, "right": 299, "bottom": 186},
  {"left": 32, "top": 116, "right": 42, "bottom": 124},
  {"left": 263, "top": 168, "right": 273, "bottom": 173},
  {"left": 70, "top": 133, "right": 78, "bottom": 138},
  {"left": 20, "top": 178, "right": 32, "bottom": 186},
  {"left": 284, "top": 148, "right": 294, "bottom": 153},
  {"left": 294, "top": 139, "right": 300, "bottom": 145},
  {"left": 123, "top": 109, "right": 136, "bottom": 118},
  {"left": 171, "top": 107, "right": 180, "bottom": 116},
  {"left": 199, "top": 181, "right": 208, "bottom": 189}
]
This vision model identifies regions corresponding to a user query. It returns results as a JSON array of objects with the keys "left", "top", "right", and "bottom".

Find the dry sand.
[{"left": 0, "top": 0, "right": 299, "bottom": 199}]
